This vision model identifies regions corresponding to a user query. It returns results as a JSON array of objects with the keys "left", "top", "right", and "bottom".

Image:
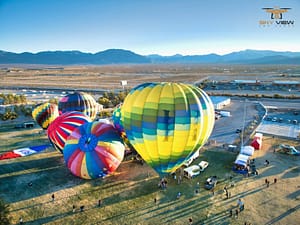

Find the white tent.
[
  {"left": 234, "top": 153, "right": 249, "bottom": 167},
  {"left": 240, "top": 146, "right": 255, "bottom": 156}
]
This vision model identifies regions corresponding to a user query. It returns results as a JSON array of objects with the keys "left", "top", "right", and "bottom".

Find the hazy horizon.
[
  {"left": 1, "top": 48, "right": 300, "bottom": 57},
  {"left": 0, "top": 0, "right": 299, "bottom": 55}
]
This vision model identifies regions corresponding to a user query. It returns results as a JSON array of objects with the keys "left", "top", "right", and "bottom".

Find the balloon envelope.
[
  {"left": 63, "top": 122, "right": 125, "bottom": 179},
  {"left": 32, "top": 103, "right": 59, "bottom": 129},
  {"left": 47, "top": 111, "right": 92, "bottom": 153},
  {"left": 112, "top": 105, "right": 132, "bottom": 148},
  {"left": 58, "top": 92, "right": 98, "bottom": 120},
  {"left": 112, "top": 106, "right": 124, "bottom": 133},
  {"left": 121, "top": 82, "right": 215, "bottom": 176}
]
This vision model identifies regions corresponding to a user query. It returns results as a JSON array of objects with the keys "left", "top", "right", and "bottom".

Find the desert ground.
[
  {"left": 1, "top": 64, "right": 299, "bottom": 91},
  {"left": 0, "top": 64, "right": 299, "bottom": 224}
]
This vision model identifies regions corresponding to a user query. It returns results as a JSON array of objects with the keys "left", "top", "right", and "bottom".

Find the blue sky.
[{"left": 0, "top": 0, "right": 299, "bottom": 55}]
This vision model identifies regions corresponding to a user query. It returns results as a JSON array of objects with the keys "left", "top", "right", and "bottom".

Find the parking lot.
[
  {"left": 209, "top": 98, "right": 261, "bottom": 145},
  {"left": 209, "top": 97, "right": 300, "bottom": 145},
  {"left": 256, "top": 121, "right": 299, "bottom": 138},
  {"left": 256, "top": 110, "right": 300, "bottom": 139}
]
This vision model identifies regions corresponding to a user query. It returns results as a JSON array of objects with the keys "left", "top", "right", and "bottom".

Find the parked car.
[
  {"left": 204, "top": 176, "right": 218, "bottom": 190},
  {"left": 236, "top": 129, "right": 242, "bottom": 133},
  {"left": 198, "top": 161, "right": 209, "bottom": 171},
  {"left": 183, "top": 165, "right": 201, "bottom": 179}
]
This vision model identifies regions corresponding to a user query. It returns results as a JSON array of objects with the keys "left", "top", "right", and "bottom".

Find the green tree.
[
  {"left": 14, "top": 95, "right": 21, "bottom": 103},
  {"left": 49, "top": 98, "right": 58, "bottom": 104},
  {"left": 0, "top": 198, "right": 11, "bottom": 225},
  {"left": 7, "top": 94, "right": 15, "bottom": 104},
  {"left": 98, "top": 97, "right": 110, "bottom": 108},
  {"left": 20, "top": 94, "right": 27, "bottom": 103}
]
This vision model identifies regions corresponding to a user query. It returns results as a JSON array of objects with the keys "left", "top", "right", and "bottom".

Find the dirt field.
[{"left": 1, "top": 64, "right": 299, "bottom": 91}]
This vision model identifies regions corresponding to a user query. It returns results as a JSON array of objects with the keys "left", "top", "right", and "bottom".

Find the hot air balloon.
[
  {"left": 63, "top": 122, "right": 125, "bottom": 179},
  {"left": 112, "top": 105, "right": 123, "bottom": 133},
  {"left": 112, "top": 105, "right": 132, "bottom": 149},
  {"left": 58, "top": 92, "right": 98, "bottom": 120},
  {"left": 121, "top": 82, "right": 215, "bottom": 176},
  {"left": 32, "top": 103, "right": 59, "bottom": 129},
  {"left": 47, "top": 111, "right": 92, "bottom": 153}
]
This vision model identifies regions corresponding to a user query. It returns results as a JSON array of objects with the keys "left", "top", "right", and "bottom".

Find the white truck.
[
  {"left": 183, "top": 150, "right": 200, "bottom": 167},
  {"left": 220, "top": 111, "right": 231, "bottom": 117}
]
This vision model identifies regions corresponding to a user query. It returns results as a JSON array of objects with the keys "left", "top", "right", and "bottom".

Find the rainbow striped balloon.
[
  {"left": 121, "top": 82, "right": 215, "bottom": 176},
  {"left": 58, "top": 92, "right": 98, "bottom": 120},
  {"left": 32, "top": 102, "right": 59, "bottom": 129},
  {"left": 47, "top": 111, "right": 91, "bottom": 153},
  {"left": 63, "top": 122, "right": 125, "bottom": 179}
]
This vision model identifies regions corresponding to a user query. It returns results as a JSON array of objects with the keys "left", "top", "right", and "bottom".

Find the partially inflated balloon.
[
  {"left": 32, "top": 103, "right": 59, "bottom": 129},
  {"left": 63, "top": 122, "right": 125, "bottom": 179},
  {"left": 58, "top": 92, "right": 98, "bottom": 120},
  {"left": 112, "top": 105, "right": 132, "bottom": 148},
  {"left": 47, "top": 111, "right": 92, "bottom": 153},
  {"left": 121, "top": 82, "right": 215, "bottom": 176}
]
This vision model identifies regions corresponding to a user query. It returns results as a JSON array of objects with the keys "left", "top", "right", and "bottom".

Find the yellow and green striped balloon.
[{"left": 121, "top": 82, "right": 215, "bottom": 176}]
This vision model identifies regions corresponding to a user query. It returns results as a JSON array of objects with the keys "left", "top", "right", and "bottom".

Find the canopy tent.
[
  {"left": 240, "top": 146, "right": 255, "bottom": 156},
  {"left": 234, "top": 153, "right": 250, "bottom": 167},
  {"left": 251, "top": 138, "right": 262, "bottom": 150},
  {"left": 251, "top": 133, "right": 263, "bottom": 150},
  {"left": 233, "top": 153, "right": 250, "bottom": 174}
]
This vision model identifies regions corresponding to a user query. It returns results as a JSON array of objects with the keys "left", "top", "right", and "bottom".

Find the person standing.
[
  {"left": 72, "top": 205, "right": 76, "bottom": 213},
  {"left": 80, "top": 205, "right": 85, "bottom": 212},
  {"left": 235, "top": 209, "right": 239, "bottom": 218},
  {"left": 229, "top": 209, "right": 233, "bottom": 217},
  {"left": 226, "top": 191, "right": 230, "bottom": 199},
  {"left": 237, "top": 198, "right": 244, "bottom": 211},
  {"left": 51, "top": 194, "right": 55, "bottom": 202}
]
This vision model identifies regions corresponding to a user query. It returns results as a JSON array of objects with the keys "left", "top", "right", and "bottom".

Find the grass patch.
[{"left": 1, "top": 141, "right": 238, "bottom": 224}]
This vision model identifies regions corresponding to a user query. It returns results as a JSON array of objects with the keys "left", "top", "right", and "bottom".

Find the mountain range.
[{"left": 0, "top": 49, "right": 299, "bottom": 65}]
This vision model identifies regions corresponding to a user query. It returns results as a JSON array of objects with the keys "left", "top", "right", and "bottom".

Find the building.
[{"left": 210, "top": 96, "right": 231, "bottom": 110}]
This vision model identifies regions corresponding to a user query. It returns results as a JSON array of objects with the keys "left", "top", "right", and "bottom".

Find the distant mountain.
[
  {"left": 221, "top": 50, "right": 300, "bottom": 63},
  {"left": 148, "top": 53, "right": 222, "bottom": 63},
  {"left": 0, "top": 49, "right": 150, "bottom": 65},
  {"left": 0, "top": 49, "right": 299, "bottom": 65},
  {"left": 148, "top": 50, "right": 300, "bottom": 64}
]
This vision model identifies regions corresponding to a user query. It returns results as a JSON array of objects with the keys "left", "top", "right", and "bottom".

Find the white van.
[
  {"left": 183, "top": 150, "right": 200, "bottom": 167},
  {"left": 183, "top": 165, "right": 201, "bottom": 179}
]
